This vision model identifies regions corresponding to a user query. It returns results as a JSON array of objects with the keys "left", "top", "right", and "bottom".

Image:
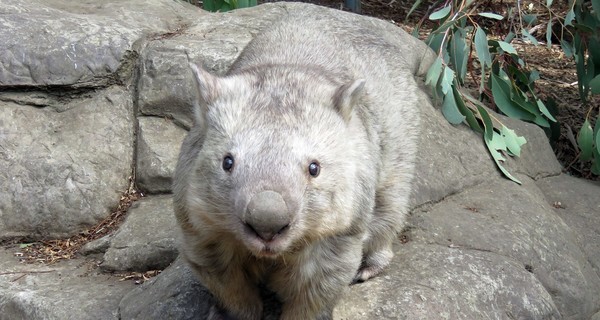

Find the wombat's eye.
[
  {"left": 308, "top": 161, "right": 320, "bottom": 177},
  {"left": 222, "top": 155, "right": 234, "bottom": 172}
]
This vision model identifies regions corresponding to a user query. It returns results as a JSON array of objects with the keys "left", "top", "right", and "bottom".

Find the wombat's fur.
[{"left": 174, "top": 7, "right": 424, "bottom": 320}]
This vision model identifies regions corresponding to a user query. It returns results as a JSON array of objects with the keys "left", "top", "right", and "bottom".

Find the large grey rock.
[
  {"left": 136, "top": 117, "right": 187, "bottom": 194},
  {"left": 0, "top": 86, "right": 134, "bottom": 239},
  {"left": 336, "top": 243, "right": 560, "bottom": 319},
  {"left": 0, "top": 0, "right": 199, "bottom": 87},
  {"left": 101, "top": 196, "right": 178, "bottom": 272},
  {"left": 536, "top": 175, "right": 600, "bottom": 276},
  {"left": 408, "top": 175, "right": 600, "bottom": 319},
  {"left": 0, "top": 248, "right": 135, "bottom": 320},
  {"left": 118, "top": 258, "right": 214, "bottom": 320}
]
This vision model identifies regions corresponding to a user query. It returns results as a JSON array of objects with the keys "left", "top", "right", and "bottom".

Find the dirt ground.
[{"left": 262, "top": 0, "right": 599, "bottom": 180}]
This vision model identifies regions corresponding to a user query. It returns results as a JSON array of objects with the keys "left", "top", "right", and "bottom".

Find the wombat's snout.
[{"left": 245, "top": 190, "right": 291, "bottom": 242}]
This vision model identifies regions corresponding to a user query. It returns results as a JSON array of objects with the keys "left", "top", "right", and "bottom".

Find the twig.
[{"left": 0, "top": 270, "right": 56, "bottom": 275}]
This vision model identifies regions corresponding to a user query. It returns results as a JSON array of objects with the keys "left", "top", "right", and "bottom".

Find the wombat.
[{"left": 173, "top": 6, "right": 425, "bottom": 320}]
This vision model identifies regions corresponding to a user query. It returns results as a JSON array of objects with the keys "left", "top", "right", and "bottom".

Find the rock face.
[{"left": 0, "top": 1, "right": 599, "bottom": 319}]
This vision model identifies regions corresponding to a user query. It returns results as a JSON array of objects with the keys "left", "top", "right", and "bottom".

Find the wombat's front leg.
[
  {"left": 272, "top": 236, "right": 363, "bottom": 320},
  {"left": 185, "top": 257, "right": 263, "bottom": 320},
  {"left": 354, "top": 185, "right": 409, "bottom": 283}
]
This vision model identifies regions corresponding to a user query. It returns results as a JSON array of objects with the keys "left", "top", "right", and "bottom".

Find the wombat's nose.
[{"left": 245, "top": 190, "right": 290, "bottom": 242}]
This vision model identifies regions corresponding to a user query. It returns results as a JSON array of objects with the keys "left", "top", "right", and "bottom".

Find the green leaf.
[
  {"left": 475, "top": 26, "right": 492, "bottom": 67},
  {"left": 523, "top": 14, "right": 538, "bottom": 26},
  {"left": 536, "top": 98, "right": 557, "bottom": 122},
  {"left": 590, "top": 74, "right": 600, "bottom": 94},
  {"left": 425, "top": 57, "right": 443, "bottom": 87},
  {"left": 485, "top": 131, "right": 523, "bottom": 184},
  {"left": 546, "top": 0, "right": 553, "bottom": 7},
  {"left": 596, "top": 125, "right": 600, "bottom": 156},
  {"left": 442, "top": 86, "right": 466, "bottom": 125},
  {"left": 429, "top": 5, "right": 451, "bottom": 20},
  {"left": 453, "top": 86, "right": 482, "bottom": 132},
  {"left": 564, "top": 8, "right": 575, "bottom": 26},
  {"left": 578, "top": 119, "right": 594, "bottom": 161},
  {"left": 491, "top": 73, "right": 536, "bottom": 121},
  {"left": 521, "top": 28, "right": 539, "bottom": 45},
  {"left": 561, "top": 40, "right": 574, "bottom": 58},
  {"left": 498, "top": 41, "right": 517, "bottom": 54},
  {"left": 450, "top": 28, "right": 468, "bottom": 84},
  {"left": 501, "top": 126, "right": 527, "bottom": 157},
  {"left": 440, "top": 66, "right": 455, "bottom": 94},
  {"left": 546, "top": 20, "right": 553, "bottom": 49},
  {"left": 476, "top": 105, "right": 494, "bottom": 141},
  {"left": 478, "top": 12, "right": 504, "bottom": 20},
  {"left": 406, "top": 0, "right": 424, "bottom": 19},
  {"left": 19, "top": 243, "right": 34, "bottom": 249}
]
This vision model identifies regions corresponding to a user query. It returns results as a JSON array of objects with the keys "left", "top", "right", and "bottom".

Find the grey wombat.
[{"left": 173, "top": 6, "right": 423, "bottom": 320}]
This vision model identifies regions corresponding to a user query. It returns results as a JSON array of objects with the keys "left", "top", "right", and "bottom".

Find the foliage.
[
  {"left": 202, "top": 0, "right": 256, "bottom": 12},
  {"left": 411, "top": 0, "right": 600, "bottom": 179}
]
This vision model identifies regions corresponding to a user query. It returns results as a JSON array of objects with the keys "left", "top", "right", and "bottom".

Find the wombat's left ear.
[{"left": 333, "top": 79, "right": 366, "bottom": 122}]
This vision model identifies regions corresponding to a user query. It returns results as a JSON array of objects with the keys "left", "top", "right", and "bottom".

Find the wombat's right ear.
[{"left": 189, "top": 63, "right": 221, "bottom": 106}]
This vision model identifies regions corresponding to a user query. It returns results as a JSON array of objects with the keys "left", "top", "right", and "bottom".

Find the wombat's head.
[{"left": 180, "top": 63, "right": 373, "bottom": 258}]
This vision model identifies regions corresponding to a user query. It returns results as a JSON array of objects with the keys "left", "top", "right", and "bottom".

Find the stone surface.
[
  {"left": 0, "top": 86, "right": 134, "bottom": 239},
  {"left": 0, "top": 248, "right": 134, "bottom": 320},
  {"left": 0, "top": 0, "right": 200, "bottom": 87},
  {"left": 136, "top": 117, "right": 187, "bottom": 194},
  {"left": 536, "top": 175, "right": 600, "bottom": 277},
  {"left": 100, "top": 196, "right": 178, "bottom": 272},
  {"left": 335, "top": 243, "right": 560, "bottom": 319}
]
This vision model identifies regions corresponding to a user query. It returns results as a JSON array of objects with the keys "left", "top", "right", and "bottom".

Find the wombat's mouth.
[{"left": 241, "top": 223, "right": 293, "bottom": 258}]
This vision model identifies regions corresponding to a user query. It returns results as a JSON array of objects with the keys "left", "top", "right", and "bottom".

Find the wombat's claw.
[{"left": 352, "top": 264, "right": 384, "bottom": 284}]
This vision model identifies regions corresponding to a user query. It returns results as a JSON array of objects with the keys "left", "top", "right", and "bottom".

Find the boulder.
[{"left": 100, "top": 196, "right": 178, "bottom": 272}]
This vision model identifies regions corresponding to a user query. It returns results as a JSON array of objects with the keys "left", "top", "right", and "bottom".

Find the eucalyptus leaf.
[
  {"left": 565, "top": 8, "right": 575, "bottom": 26},
  {"left": 476, "top": 105, "right": 494, "bottom": 141},
  {"left": 475, "top": 26, "right": 492, "bottom": 67},
  {"left": 450, "top": 28, "right": 468, "bottom": 83},
  {"left": 546, "top": 0, "right": 553, "bottom": 7},
  {"left": 561, "top": 40, "right": 574, "bottom": 58},
  {"left": 478, "top": 12, "right": 504, "bottom": 20},
  {"left": 442, "top": 87, "right": 466, "bottom": 125},
  {"left": 578, "top": 119, "right": 594, "bottom": 161},
  {"left": 501, "top": 126, "right": 527, "bottom": 157},
  {"left": 453, "top": 86, "right": 483, "bottom": 132},
  {"left": 523, "top": 14, "right": 538, "bottom": 26},
  {"left": 535, "top": 99, "right": 557, "bottom": 122},
  {"left": 521, "top": 28, "right": 539, "bottom": 45},
  {"left": 406, "top": 0, "right": 423, "bottom": 19},
  {"left": 491, "top": 74, "right": 536, "bottom": 121},
  {"left": 590, "top": 74, "right": 600, "bottom": 94},
  {"left": 546, "top": 20, "right": 553, "bottom": 48},
  {"left": 429, "top": 5, "right": 451, "bottom": 20},
  {"left": 485, "top": 132, "right": 523, "bottom": 184},
  {"left": 441, "top": 66, "right": 455, "bottom": 95},
  {"left": 498, "top": 41, "right": 517, "bottom": 54},
  {"left": 425, "top": 57, "right": 443, "bottom": 87},
  {"left": 596, "top": 127, "right": 600, "bottom": 155}
]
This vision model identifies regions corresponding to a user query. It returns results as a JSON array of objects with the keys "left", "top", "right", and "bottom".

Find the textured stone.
[
  {"left": 0, "top": 248, "right": 134, "bottom": 320},
  {"left": 336, "top": 243, "right": 560, "bottom": 319},
  {"left": 409, "top": 176, "right": 600, "bottom": 319},
  {"left": 536, "top": 175, "right": 600, "bottom": 277},
  {"left": 101, "top": 196, "right": 178, "bottom": 272},
  {"left": 0, "top": 0, "right": 200, "bottom": 87},
  {"left": 0, "top": 86, "right": 134, "bottom": 239},
  {"left": 136, "top": 117, "right": 187, "bottom": 194}
]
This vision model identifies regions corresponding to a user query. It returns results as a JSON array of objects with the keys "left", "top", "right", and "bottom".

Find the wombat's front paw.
[
  {"left": 352, "top": 248, "right": 393, "bottom": 283},
  {"left": 208, "top": 305, "right": 238, "bottom": 320}
]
